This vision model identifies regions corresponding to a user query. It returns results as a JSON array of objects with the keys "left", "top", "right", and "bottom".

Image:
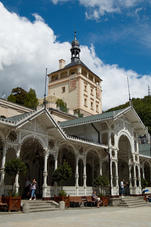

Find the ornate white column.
[
  {"left": 75, "top": 156, "right": 79, "bottom": 195},
  {"left": 133, "top": 163, "right": 137, "bottom": 188},
  {"left": 110, "top": 156, "right": 113, "bottom": 189},
  {"left": 14, "top": 145, "right": 21, "bottom": 194},
  {"left": 0, "top": 143, "right": 7, "bottom": 194},
  {"left": 142, "top": 164, "right": 145, "bottom": 179},
  {"left": 42, "top": 150, "right": 48, "bottom": 198},
  {"left": 83, "top": 157, "right": 87, "bottom": 195},
  {"left": 129, "top": 164, "right": 132, "bottom": 188},
  {"left": 54, "top": 154, "right": 58, "bottom": 170},
  {"left": 99, "top": 160, "right": 102, "bottom": 176},
  {"left": 137, "top": 164, "right": 141, "bottom": 188},
  {"left": 115, "top": 161, "right": 119, "bottom": 188}
]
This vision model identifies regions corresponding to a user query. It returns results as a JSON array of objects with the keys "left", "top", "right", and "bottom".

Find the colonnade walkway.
[{"left": 1, "top": 205, "right": 151, "bottom": 227}]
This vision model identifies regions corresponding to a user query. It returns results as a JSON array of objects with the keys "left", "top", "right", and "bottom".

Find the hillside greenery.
[
  {"left": 106, "top": 96, "right": 151, "bottom": 134},
  {"left": 7, "top": 87, "right": 38, "bottom": 109}
]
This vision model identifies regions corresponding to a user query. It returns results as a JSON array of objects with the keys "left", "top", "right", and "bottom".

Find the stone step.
[
  {"left": 29, "top": 207, "right": 58, "bottom": 213},
  {"left": 22, "top": 200, "right": 59, "bottom": 213},
  {"left": 119, "top": 196, "right": 147, "bottom": 208}
]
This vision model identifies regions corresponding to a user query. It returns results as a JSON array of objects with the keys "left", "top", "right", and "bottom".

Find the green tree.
[
  {"left": 93, "top": 175, "right": 109, "bottom": 195},
  {"left": 24, "top": 88, "right": 38, "bottom": 109},
  {"left": 7, "top": 87, "right": 38, "bottom": 109},
  {"left": 52, "top": 161, "right": 72, "bottom": 186},
  {"left": 106, "top": 96, "right": 151, "bottom": 134},
  {"left": 8, "top": 87, "right": 27, "bottom": 105},
  {"left": 56, "top": 99, "right": 68, "bottom": 113},
  {"left": 5, "top": 158, "right": 27, "bottom": 194}
]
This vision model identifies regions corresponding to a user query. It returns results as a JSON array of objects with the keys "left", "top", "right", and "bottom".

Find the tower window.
[
  {"left": 84, "top": 98, "right": 87, "bottom": 107},
  {"left": 90, "top": 87, "right": 93, "bottom": 96},
  {"left": 84, "top": 84, "right": 87, "bottom": 92},
  {"left": 62, "top": 87, "right": 65, "bottom": 93},
  {"left": 96, "top": 104, "right": 99, "bottom": 112},
  {"left": 91, "top": 102, "right": 94, "bottom": 110}
]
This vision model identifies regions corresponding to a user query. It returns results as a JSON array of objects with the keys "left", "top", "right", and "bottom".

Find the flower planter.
[
  {"left": 100, "top": 196, "right": 109, "bottom": 206},
  {"left": 3, "top": 196, "right": 21, "bottom": 211}
]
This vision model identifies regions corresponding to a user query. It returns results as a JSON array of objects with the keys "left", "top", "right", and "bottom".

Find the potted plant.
[
  {"left": 52, "top": 161, "right": 72, "bottom": 207},
  {"left": 4, "top": 158, "right": 27, "bottom": 211},
  {"left": 93, "top": 175, "right": 110, "bottom": 206}
]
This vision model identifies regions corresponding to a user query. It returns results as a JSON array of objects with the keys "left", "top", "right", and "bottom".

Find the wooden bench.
[
  {"left": 69, "top": 196, "right": 82, "bottom": 207},
  {"left": 0, "top": 196, "right": 8, "bottom": 211},
  {"left": 84, "top": 196, "right": 97, "bottom": 207}
]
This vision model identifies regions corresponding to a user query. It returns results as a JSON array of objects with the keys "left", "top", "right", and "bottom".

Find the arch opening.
[
  {"left": 20, "top": 137, "right": 44, "bottom": 198},
  {"left": 118, "top": 135, "right": 132, "bottom": 195}
]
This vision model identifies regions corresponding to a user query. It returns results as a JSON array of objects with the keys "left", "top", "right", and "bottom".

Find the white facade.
[{"left": 0, "top": 105, "right": 150, "bottom": 198}]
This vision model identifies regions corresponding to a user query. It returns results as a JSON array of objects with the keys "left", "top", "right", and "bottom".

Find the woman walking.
[{"left": 29, "top": 178, "right": 37, "bottom": 200}]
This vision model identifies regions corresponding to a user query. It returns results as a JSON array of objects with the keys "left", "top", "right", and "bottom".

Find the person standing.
[
  {"left": 120, "top": 179, "right": 124, "bottom": 196},
  {"left": 29, "top": 178, "right": 37, "bottom": 200}
]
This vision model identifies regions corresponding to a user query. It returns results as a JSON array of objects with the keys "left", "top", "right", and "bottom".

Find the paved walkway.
[{"left": 0, "top": 206, "right": 151, "bottom": 227}]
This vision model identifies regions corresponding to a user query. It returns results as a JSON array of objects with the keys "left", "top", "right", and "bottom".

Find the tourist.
[
  {"left": 92, "top": 191, "right": 102, "bottom": 208},
  {"left": 120, "top": 179, "right": 125, "bottom": 196},
  {"left": 29, "top": 178, "right": 37, "bottom": 200}
]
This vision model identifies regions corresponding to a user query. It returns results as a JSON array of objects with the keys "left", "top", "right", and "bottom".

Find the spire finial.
[{"left": 74, "top": 31, "right": 77, "bottom": 40}]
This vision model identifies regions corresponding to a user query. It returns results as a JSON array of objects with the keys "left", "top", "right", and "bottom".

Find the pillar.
[
  {"left": 54, "top": 154, "right": 58, "bottom": 170},
  {"left": 0, "top": 143, "right": 6, "bottom": 194},
  {"left": 14, "top": 145, "right": 21, "bottom": 194},
  {"left": 133, "top": 163, "right": 137, "bottom": 187},
  {"left": 129, "top": 164, "right": 132, "bottom": 188},
  {"left": 42, "top": 151, "right": 48, "bottom": 198},
  {"left": 142, "top": 164, "right": 145, "bottom": 179},
  {"left": 137, "top": 164, "right": 141, "bottom": 188},
  {"left": 115, "top": 161, "right": 119, "bottom": 188},
  {"left": 75, "top": 157, "right": 79, "bottom": 188},
  {"left": 83, "top": 158, "right": 87, "bottom": 189},
  {"left": 99, "top": 160, "right": 102, "bottom": 176},
  {"left": 75, "top": 156, "right": 79, "bottom": 196}
]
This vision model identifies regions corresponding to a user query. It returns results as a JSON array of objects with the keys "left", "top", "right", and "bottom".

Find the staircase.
[
  {"left": 22, "top": 200, "right": 59, "bottom": 213},
  {"left": 119, "top": 196, "right": 148, "bottom": 208}
]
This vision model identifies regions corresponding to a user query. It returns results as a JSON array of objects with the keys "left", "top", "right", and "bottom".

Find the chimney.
[{"left": 59, "top": 59, "right": 65, "bottom": 69}]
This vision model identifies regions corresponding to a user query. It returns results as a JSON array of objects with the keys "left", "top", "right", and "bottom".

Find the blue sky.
[{"left": 0, "top": 0, "right": 151, "bottom": 109}]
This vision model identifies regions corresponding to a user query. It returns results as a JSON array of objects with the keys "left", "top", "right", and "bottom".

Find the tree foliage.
[
  {"left": 52, "top": 161, "right": 72, "bottom": 186},
  {"left": 24, "top": 88, "right": 39, "bottom": 109},
  {"left": 56, "top": 99, "right": 68, "bottom": 113},
  {"left": 106, "top": 96, "right": 151, "bottom": 134},
  {"left": 7, "top": 87, "right": 38, "bottom": 109},
  {"left": 5, "top": 158, "right": 27, "bottom": 193},
  {"left": 5, "top": 158, "right": 27, "bottom": 177},
  {"left": 93, "top": 175, "right": 109, "bottom": 187}
]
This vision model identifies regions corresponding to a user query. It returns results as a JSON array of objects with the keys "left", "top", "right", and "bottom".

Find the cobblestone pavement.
[{"left": 0, "top": 206, "right": 151, "bottom": 227}]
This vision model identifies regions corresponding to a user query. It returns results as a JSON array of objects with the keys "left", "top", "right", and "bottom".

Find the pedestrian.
[
  {"left": 29, "top": 178, "right": 37, "bottom": 200},
  {"left": 120, "top": 179, "right": 124, "bottom": 196}
]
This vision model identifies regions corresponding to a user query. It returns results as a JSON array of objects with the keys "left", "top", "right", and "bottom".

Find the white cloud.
[
  {"left": 51, "top": 0, "right": 70, "bottom": 4},
  {"left": 79, "top": 0, "right": 142, "bottom": 19},
  {"left": 0, "top": 2, "right": 150, "bottom": 110}
]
